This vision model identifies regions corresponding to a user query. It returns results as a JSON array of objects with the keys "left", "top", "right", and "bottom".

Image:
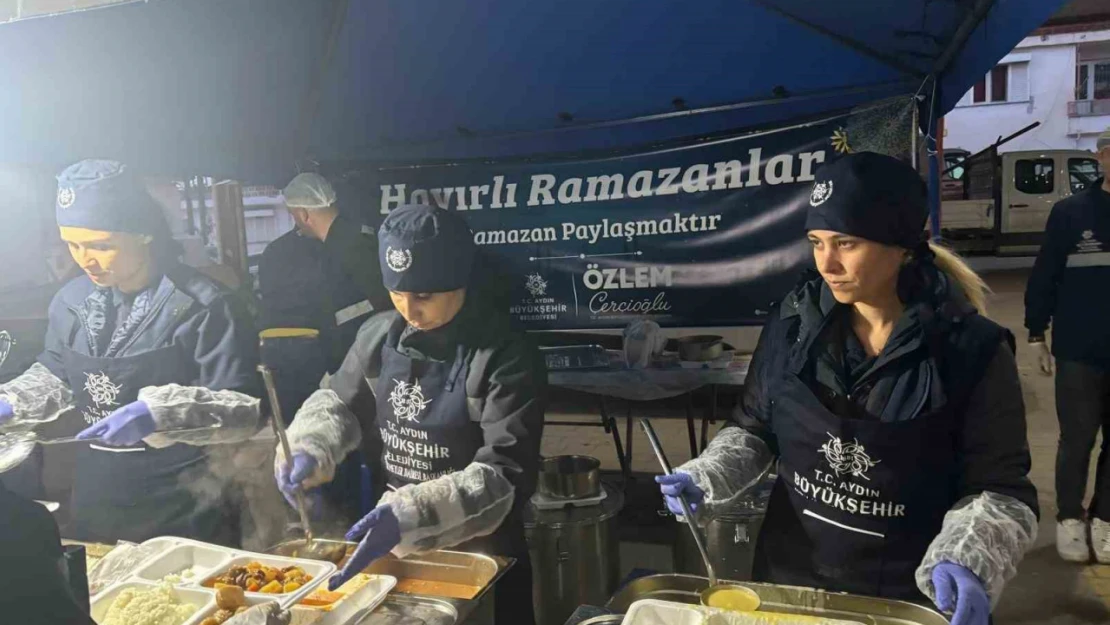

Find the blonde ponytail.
[{"left": 928, "top": 242, "right": 990, "bottom": 315}]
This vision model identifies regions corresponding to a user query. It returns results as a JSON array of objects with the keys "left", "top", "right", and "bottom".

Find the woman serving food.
[{"left": 657, "top": 153, "right": 1039, "bottom": 625}]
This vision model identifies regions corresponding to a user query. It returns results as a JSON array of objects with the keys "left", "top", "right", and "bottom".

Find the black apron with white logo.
[
  {"left": 374, "top": 325, "right": 484, "bottom": 489},
  {"left": 752, "top": 370, "right": 959, "bottom": 600},
  {"left": 373, "top": 323, "right": 534, "bottom": 624},
  {"left": 60, "top": 346, "right": 230, "bottom": 544}
]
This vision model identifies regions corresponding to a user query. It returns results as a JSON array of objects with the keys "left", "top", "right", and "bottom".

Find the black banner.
[{"left": 344, "top": 101, "right": 912, "bottom": 329}]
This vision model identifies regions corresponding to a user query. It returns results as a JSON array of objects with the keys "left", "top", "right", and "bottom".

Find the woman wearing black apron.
[
  {"left": 657, "top": 153, "right": 1039, "bottom": 625},
  {"left": 0, "top": 160, "right": 262, "bottom": 545},
  {"left": 276, "top": 204, "right": 545, "bottom": 625}
]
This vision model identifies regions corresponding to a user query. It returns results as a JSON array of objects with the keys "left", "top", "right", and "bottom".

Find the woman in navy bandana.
[
  {"left": 657, "top": 153, "right": 1038, "bottom": 625},
  {"left": 0, "top": 159, "right": 261, "bottom": 545}
]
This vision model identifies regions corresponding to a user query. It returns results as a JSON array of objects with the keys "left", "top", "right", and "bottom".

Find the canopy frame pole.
[
  {"left": 750, "top": 0, "right": 926, "bottom": 78},
  {"left": 925, "top": 76, "right": 941, "bottom": 239},
  {"left": 930, "top": 0, "right": 999, "bottom": 78}
]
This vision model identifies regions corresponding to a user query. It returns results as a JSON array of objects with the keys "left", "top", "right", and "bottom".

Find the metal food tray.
[
  {"left": 352, "top": 595, "right": 460, "bottom": 625},
  {"left": 87, "top": 535, "right": 338, "bottom": 621},
  {"left": 361, "top": 551, "right": 499, "bottom": 599},
  {"left": 606, "top": 575, "right": 949, "bottom": 625},
  {"left": 540, "top": 345, "right": 610, "bottom": 371}
]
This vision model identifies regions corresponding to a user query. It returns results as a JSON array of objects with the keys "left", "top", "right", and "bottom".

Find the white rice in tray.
[{"left": 101, "top": 583, "right": 198, "bottom": 625}]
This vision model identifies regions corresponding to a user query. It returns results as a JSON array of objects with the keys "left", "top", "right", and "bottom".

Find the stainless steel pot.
[
  {"left": 524, "top": 482, "right": 624, "bottom": 625},
  {"left": 676, "top": 335, "right": 724, "bottom": 361},
  {"left": 538, "top": 455, "right": 601, "bottom": 500},
  {"left": 673, "top": 510, "right": 766, "bottom": 582}
]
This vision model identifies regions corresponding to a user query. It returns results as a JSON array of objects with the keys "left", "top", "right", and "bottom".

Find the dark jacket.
[
  {"left": 0, "top": 482, "right": 94, "bottom": 625},
  {"left": 323, "top": 215, "right": 393, "bottom": 314},
  {"left": 259, "top": 229, "right": 376, "bottom": 371},
  {"left": 736, "top": 268, "right": 1039, "bottom": 516},
  {"left": 38, "top": 262, "right": 259, "bottom": 397},
  {"left": 329, "top": 285, "right": 546, "bottom": 509},
  {"left": 1025, "top": 179, "right": 1110, "bottom": 369}
]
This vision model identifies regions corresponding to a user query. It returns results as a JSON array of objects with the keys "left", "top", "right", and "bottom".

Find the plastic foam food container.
[
  {"left": 95, "top": 536, "right": 336, "bottom": 614},
  {"left": 90, "top": 580, "right": 216, "bottom": 625},
  {"left": 289, "top": 573, "right": 397, "bottom": 625},
  {"left": 621, "top": 599, "right": 868, "bottom": 625},
  {"left": 134, "top": 544, "right": 233, "bottom": 585},
  {"left": 198, "top": 554, "right": 335, "bottom": 606},
  {"left": 621, "top": 600, "right": 706, "bottom": 625}
]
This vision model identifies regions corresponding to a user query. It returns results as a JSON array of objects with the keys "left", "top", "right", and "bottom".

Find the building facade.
[{"left": 945, "top": 25, "right": 1110, "bottom": 155}]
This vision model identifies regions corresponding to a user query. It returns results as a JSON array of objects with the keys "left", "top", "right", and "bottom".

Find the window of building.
[
  {"left": 963, "top": 62, "right": 1029, "bottom": 105},
  {"left": 1014, "top": 158, "right": 1054, "bottom": 195},
  {"left": 1076, "top": 60, "right": 1110, "bottom": 101},
  {"left": 1068, "top": 158, "right": 1101, "bottom": 194}
]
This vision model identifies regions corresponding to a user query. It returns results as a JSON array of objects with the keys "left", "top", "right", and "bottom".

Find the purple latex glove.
[
  {"left": 274, "top": 452, "right": 322, "bottom": 508},
  {"left": 655, "top": 472, "right": 705, "bottom": 516},
  {"left": 76, "top": 400, "right": 156, "bottom": 446},
  {"left": 329, "top": 504, "right": 401, "bottom": 590},
  {"left": 0, "top": 398, "right": 12, "bottom": 426},
  {"left": 932, "top": 562, "right": 990, "bottom": 625}
]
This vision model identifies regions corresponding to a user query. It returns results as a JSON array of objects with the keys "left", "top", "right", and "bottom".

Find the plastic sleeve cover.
[
  {"left": 139, "top": 383, "right": 262, "bottom": 447},
  {"left": 0, "top": 362, "right": 74, "bottom": 425},
  {"left": 915, "top": 491, "right": 1039, "bottom": 608},
  {"left": 675, "top": 425, "right": 776, "bottom": 519},
  {"left": 379, "top": 462, "right": 514, "bottom": 558},
  {"left": 279, "top": 388, "right": 363, "bottom": 487}
]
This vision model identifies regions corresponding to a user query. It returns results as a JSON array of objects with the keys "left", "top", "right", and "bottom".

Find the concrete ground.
[{"left": 541, "top": 268, "right": 1110, "bottom": 624}]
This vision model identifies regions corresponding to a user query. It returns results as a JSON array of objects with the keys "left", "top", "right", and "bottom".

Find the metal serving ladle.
[
  {"left": 640, "top": 418, "right": 718, "bottom": 587},
  {"left": 0, "top": 423, "right": 223, "bottom": 473}
]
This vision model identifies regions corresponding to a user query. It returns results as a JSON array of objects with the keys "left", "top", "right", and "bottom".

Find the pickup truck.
[{"left": 938, "top": 148, "right": 1102, "bottom": 255}]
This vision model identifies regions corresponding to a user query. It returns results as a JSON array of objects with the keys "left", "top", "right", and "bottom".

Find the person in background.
[
  {"left": 658, "top": 153, "right": 1038, "bottom": 625},
  {"left": 274, "top": 204, "right": 545, "bottom": 625},
  {"left": 257, "top": 172, "right": 396, "bottom": 524},
  {"left": 280, "top": 172, "right": 392, "bottom": 316},
  {"left": 0, "top": 159, "right": 261, "bottom": 545},
  {"left": 0, "top": 481, "right": 95, "bottom": 625},
  {"left": 1025, "top": 128, "right": 1110, "bottom": 564}
]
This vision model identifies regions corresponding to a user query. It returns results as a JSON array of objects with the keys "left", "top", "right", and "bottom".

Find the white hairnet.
[{"left": 283, "top": 172, "right": 336, "bottom": 210}]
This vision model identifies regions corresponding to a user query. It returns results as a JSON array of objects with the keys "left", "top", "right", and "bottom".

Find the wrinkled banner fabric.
[{"left": 345, "top": 97, "right": 913, "bottom": 329}]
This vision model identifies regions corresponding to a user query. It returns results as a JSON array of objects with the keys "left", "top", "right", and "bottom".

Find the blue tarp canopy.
[{"left": 0, "top": 0, "right": 1069, "bottom": 183}]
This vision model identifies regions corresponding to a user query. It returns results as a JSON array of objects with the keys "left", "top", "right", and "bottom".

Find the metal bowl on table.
[
  {"left": 538, "top": 455, "right": 601, "bottom": 500},
  {"left": 676, "top": 335, "right": 724, "bottom": 362}
]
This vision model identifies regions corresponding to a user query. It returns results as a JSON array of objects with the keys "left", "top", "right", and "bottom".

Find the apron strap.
[{"left": 444, "top": 344, "right": 467, "bottom": 392}]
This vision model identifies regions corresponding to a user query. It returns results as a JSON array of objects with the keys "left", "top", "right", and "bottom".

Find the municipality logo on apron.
[
  {"left": 819, "top": 433, "right": 879, "bottom": 480},
  {"left": 84, "top": 371, "right": 121, "bottom": 408},
  {"left": 389, "top": 379, "right": 432, "bottom": 422}
]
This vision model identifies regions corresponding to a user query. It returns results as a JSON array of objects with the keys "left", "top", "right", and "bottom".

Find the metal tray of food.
[
  {"left": 362, "top": 551, "right": 499, "bottom": 601},
  {"left": 606, "top": 575, "right": 948, "bottom": 625},
  {"left": 540, "top": 345, "right": 610, "bottom": 371},
  {"left": 353, "top": 595, "right": 459, "bottom": 625}
]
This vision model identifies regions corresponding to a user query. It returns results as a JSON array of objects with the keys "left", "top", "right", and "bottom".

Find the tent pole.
[
  {"left": 912, "top": 103, "right": 919, "bottom": 171},
  {"left": 927, "top": 78, "right": 941, "bottom": 240},
  {"left": 931, "top": 0, "right": 998, "bottom": 77}
]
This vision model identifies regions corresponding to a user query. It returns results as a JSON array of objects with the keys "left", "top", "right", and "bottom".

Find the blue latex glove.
[
  {"left": 932, "top": 562, "right": 990, "bottom": 625},
  {"left": 0, "top": 398, "right": 12, "bottom": 426},
  {"left": 274, "top": 452, "right": 322, "bottom": 508},
  {"left": 76, "top": 400, "right": 156, "bottom": 446},
  {"left": 329, "top": 504, "right": 401, "bottom": 590},
  {"left": 655, "top": 472, "right": 705, "bottom": 516}
]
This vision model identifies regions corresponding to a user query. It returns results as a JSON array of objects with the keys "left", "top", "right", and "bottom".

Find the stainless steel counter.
[{"left": 606, "top": 574, "right": 950, "bottom": 625}]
